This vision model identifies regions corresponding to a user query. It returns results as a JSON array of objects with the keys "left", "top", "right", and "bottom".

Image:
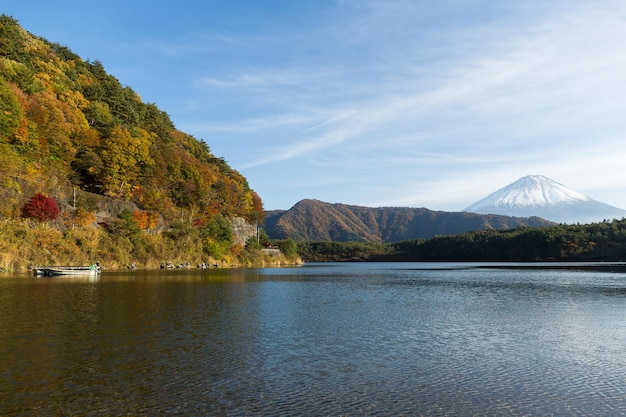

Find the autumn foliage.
[
  {"left": 0, "top": 15, "right": 265, "bottom": 225},
  {"left": 21, "top": 193, "right": 60, "bottom": 222},
  {"left": 133, "top": 210, "right": 160, "bottom": 230},
  {"left": 0, "top": 16, "right": 282, "bottom": 270}
]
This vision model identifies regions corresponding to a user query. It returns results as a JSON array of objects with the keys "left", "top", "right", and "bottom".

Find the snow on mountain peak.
[
  {"left": 464, "top": 175, "right": 626, "bottom": 224},
  {"left": 484, "top": 175, "right": 590, "bottom": 208},
  {"left": 465, "top": 175, "right": 590, "bottom": 212}
]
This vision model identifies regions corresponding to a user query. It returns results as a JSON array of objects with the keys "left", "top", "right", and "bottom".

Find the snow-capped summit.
[
  {"left": 464, "top": 175, "right": 626, "bottom": 224},
  {"left": 467, "top": 175, "right": 589, "bottom": 208}
]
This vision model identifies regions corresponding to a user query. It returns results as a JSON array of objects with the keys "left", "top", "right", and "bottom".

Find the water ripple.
[{"left": 2, "top": 265, "right": 626, "bottom": 415}]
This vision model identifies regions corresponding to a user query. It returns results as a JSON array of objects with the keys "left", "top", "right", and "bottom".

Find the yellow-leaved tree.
[{"left": 100, "top": 126, "right": 154, "bottom": 200}]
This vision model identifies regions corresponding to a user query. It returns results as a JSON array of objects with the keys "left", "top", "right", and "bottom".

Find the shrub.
[{"left": 21, "top": 193, "right": 60, "bottom": 222}]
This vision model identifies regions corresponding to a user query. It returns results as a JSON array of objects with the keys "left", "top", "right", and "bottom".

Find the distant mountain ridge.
[
  {"left": 464, "top": 175, "right": 626, "bottom": 224},
  {"left": 265, "top": 199, "right": 554, "bottom": 243}
]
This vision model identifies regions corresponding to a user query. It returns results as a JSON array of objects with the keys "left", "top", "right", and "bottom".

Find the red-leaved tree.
[{"left": 21, "top": 193, "right": 60, "bottom": 222}]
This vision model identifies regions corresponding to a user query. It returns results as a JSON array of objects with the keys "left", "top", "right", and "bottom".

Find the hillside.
[
  {"left": 0, "top": 15, "right": 263, "bottom": 224},
  {"left": 264, "top": 199, "right": 555, "bottom": 243},
  {"left": 0, "top": 16, "right": 288, "bottom": 270},
  {"left": 297, "top": 218, "right": 626, "bottom": 262}
]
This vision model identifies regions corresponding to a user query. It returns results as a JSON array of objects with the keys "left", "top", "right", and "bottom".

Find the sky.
[{"left": 4, "top": 0, "right": 626, "bottom": 211}]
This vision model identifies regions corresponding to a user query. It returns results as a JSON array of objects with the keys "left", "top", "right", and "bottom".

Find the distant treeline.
[{"left": 296, "top": 218, "right": 626, "bottom": 262}]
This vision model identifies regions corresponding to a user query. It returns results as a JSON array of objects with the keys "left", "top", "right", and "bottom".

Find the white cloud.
[
  {"left": 114, "top": 0, "right": 626, "bottom": 209},
  {"left": 218, "top": 3, "right": 619, "bottom": 147},
  {"left": 13, "top": 0, "right": 626, "bottom": 211},
  {"left": 187, "top": 113, "right": 317, "bottom": 133}
]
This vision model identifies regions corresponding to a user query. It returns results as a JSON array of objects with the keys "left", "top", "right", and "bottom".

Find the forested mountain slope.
[
  {"left": 0, "top": 16, "right": 284, "bottom": 270},
  {"left": 0, "top": 15, "right": 263, "bottom": 224},
  {"left": 265, "top": 199, "right": 554, "bottom": 243},
  {"left": 296, "top": 217, "right": 626, "bottom": 262}
]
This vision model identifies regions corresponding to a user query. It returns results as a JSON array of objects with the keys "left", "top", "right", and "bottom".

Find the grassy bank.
[{"left": 0, "top": 219, "right": 301, "bottom": 272}]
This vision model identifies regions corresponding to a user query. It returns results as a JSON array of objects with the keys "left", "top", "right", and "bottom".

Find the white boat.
[{"left": 34, "top": 264, "right": 101, "bottom": 277}]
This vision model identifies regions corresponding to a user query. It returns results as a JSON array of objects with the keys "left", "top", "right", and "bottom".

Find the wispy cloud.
[
  {"left": 133, "top": 0, "right": 626, "bottom": 209},
  {"left": 187, "top": 113, "right": 317, "bottom": 133},
  {"left": 13, "top": 0, "right": 626, "bottom": 210}
]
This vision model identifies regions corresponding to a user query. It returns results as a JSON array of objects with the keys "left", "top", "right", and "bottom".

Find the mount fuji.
[{"left": 464, "top": 175, "right": 626, "bottom": 224}]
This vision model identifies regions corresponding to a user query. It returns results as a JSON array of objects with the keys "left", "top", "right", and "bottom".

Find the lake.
[{"left": 1, "top": 262, "right": 626, "bottom": 416}]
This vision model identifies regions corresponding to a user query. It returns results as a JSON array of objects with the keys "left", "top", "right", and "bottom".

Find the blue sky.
[{"left": 4, "top": 0, "right": 626, "bottom": 211}]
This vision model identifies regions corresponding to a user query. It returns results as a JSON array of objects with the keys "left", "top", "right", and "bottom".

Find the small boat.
[{"left": 33, "top": 263, "right": 101, "bottom": 277}]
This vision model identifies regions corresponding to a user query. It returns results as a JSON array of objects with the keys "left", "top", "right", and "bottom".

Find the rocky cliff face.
[{"left": 230, "top": 217, "right": 258, "bottom": 246}]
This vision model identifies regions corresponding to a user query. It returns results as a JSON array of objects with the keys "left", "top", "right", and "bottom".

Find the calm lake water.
[{"left": 2, "top": 262, "right": 626, "bottom": 416}]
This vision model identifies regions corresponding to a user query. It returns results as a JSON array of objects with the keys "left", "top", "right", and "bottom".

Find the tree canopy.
[
  {"left": 0, "top": 15, "right": 264, "bottom": 225},
  {"left": 296, "top": 218, "right": 626, "bottom": 262},
  {"left": 21, "top": 192, "right": 59, "bottom": 222}
]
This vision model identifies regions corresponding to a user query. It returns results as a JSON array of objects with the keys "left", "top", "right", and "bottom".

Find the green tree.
[
  {"left": 117, "top": 208, "right": 141, "bottom": 237},
  {"left": 0, "top": 16, "right": 28, "bottom": 63},
  {"left": 278, "top": 239, "right": 298, "bottom": 257},
  {"left": 0, "top": 78, "right": 22, "bottom": 141},
  {"left": 201, "top": 215, "right": 232, "bottom": 259},
  {"left": 83, "top": 101, "right": 114, "bottom": 136}
]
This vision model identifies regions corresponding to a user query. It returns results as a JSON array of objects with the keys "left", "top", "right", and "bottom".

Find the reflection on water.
[{"left": 1, "top": 263, "right": 626, "bottom": 416}]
